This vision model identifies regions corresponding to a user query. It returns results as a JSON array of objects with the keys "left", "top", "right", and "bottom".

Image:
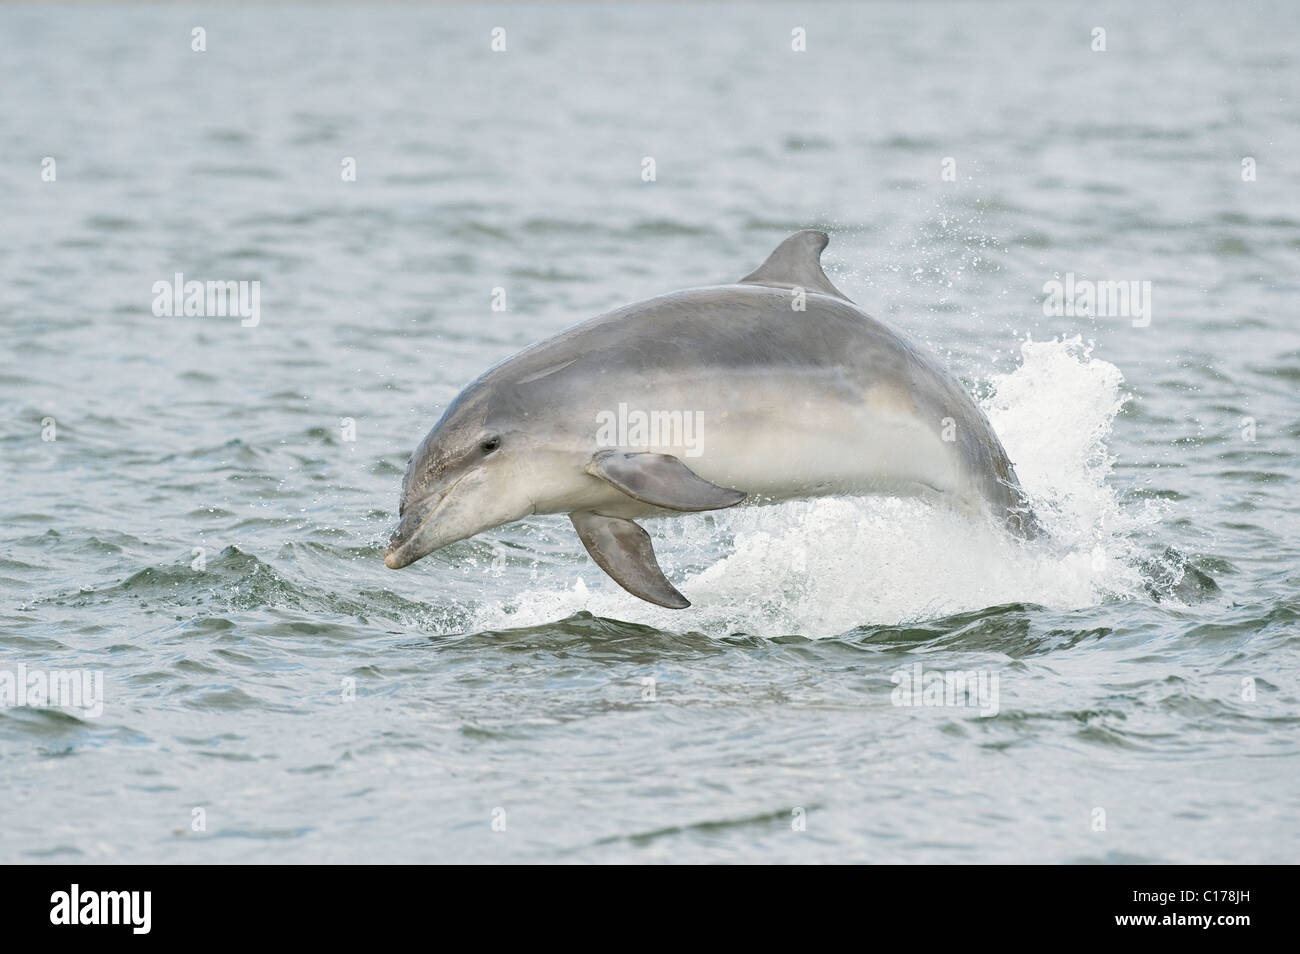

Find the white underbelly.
[
  {"left": 692, "top": 412, "right": 959, "bottom": 500},
  {"left": 566, "top": 374, "right": 970, "bottom": 517},
  {"left": 595, "top": 390, "right": 964, "bottom": 504}
]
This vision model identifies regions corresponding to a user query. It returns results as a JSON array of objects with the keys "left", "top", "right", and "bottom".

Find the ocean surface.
[{"left": 2, "top": 1, "right": 1298, "bottom": 863}]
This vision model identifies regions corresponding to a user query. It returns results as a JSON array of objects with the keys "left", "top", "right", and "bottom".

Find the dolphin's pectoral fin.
[
  {"left": 570, "top": 511, "right": 690, "bottom": 609},
  {"left": 586, "top": 450, "right": 748, "bottom": 512},
  {"left": 738, "top": 229, "right": 852, "bottom": 302}
]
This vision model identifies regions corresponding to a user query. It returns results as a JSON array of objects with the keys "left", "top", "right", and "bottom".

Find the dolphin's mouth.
[
  {"left": 384, "top": 503, "right": 434, "bottom": 569},
  {"left": 383, "top": 476, "right": 464, "bottom": 569}
]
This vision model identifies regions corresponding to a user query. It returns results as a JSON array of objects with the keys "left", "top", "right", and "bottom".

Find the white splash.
[{"left": 468, "top": 337, "right": 1151, "bottom": 637}]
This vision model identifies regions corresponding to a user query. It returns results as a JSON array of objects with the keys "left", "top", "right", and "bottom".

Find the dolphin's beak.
[
  {"left": 383, "top": 491, "right": 446, "bottom": 569},
  {"left": 383, "top": 544, "right": 414, "bottom": 569}
]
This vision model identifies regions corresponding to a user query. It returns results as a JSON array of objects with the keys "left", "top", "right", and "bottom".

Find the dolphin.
[{"left": 384, "top": 230, "right": 1036, "bottom": 608}]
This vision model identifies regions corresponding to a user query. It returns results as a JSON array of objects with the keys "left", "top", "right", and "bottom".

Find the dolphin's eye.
[{"left": 479, "top": 436, "right": 501, "bottom": 454}]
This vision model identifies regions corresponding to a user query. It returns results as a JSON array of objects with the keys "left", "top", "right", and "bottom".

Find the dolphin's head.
[{"left": 384, "top": 385, "right": 538, "bottom": 570}]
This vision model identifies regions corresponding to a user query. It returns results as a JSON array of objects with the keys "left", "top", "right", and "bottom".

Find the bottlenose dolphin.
[{"left": 385, "top": 230, "right": 1036, "bottom": 607}]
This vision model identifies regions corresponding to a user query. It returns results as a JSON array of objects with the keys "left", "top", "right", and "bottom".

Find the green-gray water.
[{"left": 2, "top": 1, "right": 1298, "bottom": 862}]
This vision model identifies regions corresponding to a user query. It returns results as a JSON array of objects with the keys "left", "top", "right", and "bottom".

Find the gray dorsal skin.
[
  {"left": 385, "top": 229, "right": 1039, "bottom": 608},
  {"left": 586, "top": 450, "right": 748, "bottom": 512},
  {"left": 738, "top": 229, "right": 852, "bottom": 302},
  {"left": 569, "top": 511, "right": 690, "bottom": 609}
]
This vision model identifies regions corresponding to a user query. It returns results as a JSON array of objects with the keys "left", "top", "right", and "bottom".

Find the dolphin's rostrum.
[{"left": 385, "top": 231, "right": 1037, "bottom": 608}]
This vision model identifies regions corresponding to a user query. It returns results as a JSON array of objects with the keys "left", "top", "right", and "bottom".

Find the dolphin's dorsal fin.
[{"left": 738, "top": 229, "right": 851, "bottom": 302}]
